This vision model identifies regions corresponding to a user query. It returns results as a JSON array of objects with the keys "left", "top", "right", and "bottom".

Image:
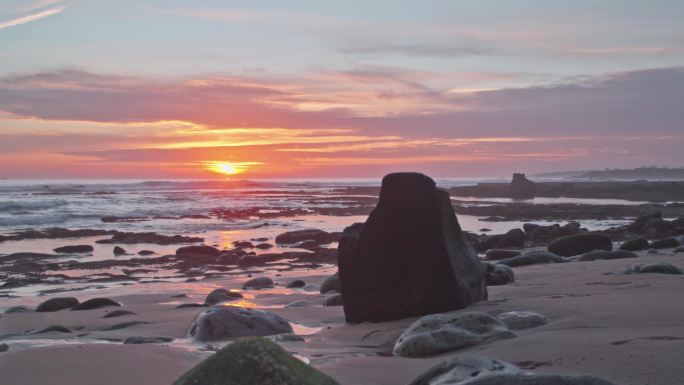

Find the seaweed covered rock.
[
  {"left": 339, "top": 173, "right": 487, "bottom": 323},
  {"left": 548, "top": 233, "right": 612, "bottom": 257},
  {"left": 393, "top": 311, "right": 515, "bottom": 357},
  {"left": 187, "top": 306, "right": 293, "bottom": 342},
  {"left": 173, "top": 337, "right": 339, "bottom": 385}
]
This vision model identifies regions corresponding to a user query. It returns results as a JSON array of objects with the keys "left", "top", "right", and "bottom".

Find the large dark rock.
[
  {"left": 338, "top": 173, "right": 487, "bottom": 323},
  {"left": 510, "top": 173, "right": 535, "bottom": 199},
  {"left": 36, "top": 297, "right": 79, "bottom": 312},
  {"left": 650, "top": 238, "right": 679, "bottom": 249},
  {"left": 548, "top": 233, "right": 612, "bottom": 257},
  {"left": 629, "top": 211, "right": 662, "bottom": 232},
  {"left": 175, "top": 245, "right": 221, "bottom": 258},
  {"left": 173, "top": 337, "right": 339, "bottom": 385},
  {"left": 275, "top": 229, "right": 338, "bottom": 245},
  {"left": 71, "top": 297, "right": 121, "bottom": 311}
]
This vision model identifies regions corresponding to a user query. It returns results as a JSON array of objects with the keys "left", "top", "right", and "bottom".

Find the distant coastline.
[{"left": 533, "top": 166, "right": 684, "bottom": 181}]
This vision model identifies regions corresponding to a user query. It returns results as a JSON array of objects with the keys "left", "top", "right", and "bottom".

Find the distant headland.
[{"left": 533, "top": 166, "right": 684, "bottom": 181}]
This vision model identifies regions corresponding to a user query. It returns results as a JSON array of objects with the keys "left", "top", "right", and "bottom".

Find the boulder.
[
  {"left": 172, "top": 337, "right": 339, "bottom": 385},
  {"left": 53, "top": 245, "right": 93, "bottom": 254},
  {"left": 619, "top": 238, "right": 650, "bottom": 251},
  {"left": 113, "top": 246, "right": 127, "bottom": 255},
  {"left": 621, "top": 262, "right": 682, "bottom": 275},
  {"left": 484, "top": 263, "right": 514, "bottom": 286},
  {"left": 175, "top": 245, "right": 221, "bottom": 258},
  {"left": 577, "top": 250, "right": 638, "bottom": 262},
  {"left": 324, "top": 294, "right": 343, "bottom": 307},
  {"left": 408, "top": 356, "right": 616, "bottom": 385},
  {"left": 548, "top": 233, "right": 612, "bottom": 257},
  {"left": 275, "top": 229, "right": 338, "bottom": 245},
  {"left": 650, "top": 238, "right": 679, "bottom": 249},
  {"left": 186, "top": 306, "right": 293, "bottom": 342},
  {"left": 393, "top": 311, "right": 515, "bottom": 357},
  {"left": 243, "top": 276, "right": 274, "bottom": 290},
  {"left": 629, "top": 210, "right": 661, "bottom": 232},
  {"left": 320, "top": 272, "right": 341, "bottom": 294},
  {"left": 71, "top": 297, "right": 121, "bottom": 311},
  {"left": 204, "top": 288, "right": 243, "bottom": 305},
  {"left": 484, "top": 249, "right": 521, "bottom": 261},
  {"left": 36, "top": 297, "right": 79, "bottom": 312},
  {"left": 496, "top": 311, "right": 548, "bottom": 330},
  {"left": 496, "top": 250, "right": 565, "bottom": 267},
  {"left": 641, "top": 218, "right": 675, "bottom": 238},
  {"left": 339, "top": 173, "right": 487, "bottom": 323}
]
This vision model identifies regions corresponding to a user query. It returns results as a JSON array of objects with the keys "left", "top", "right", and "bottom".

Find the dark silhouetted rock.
[
  {"left": 53, "top": 245, "right": 93, "bottom": 254},
  {"left": 97, "top": 232, "right": 203, "bottom": 245},
  {"left": 339, "top": 173, "right": 487, "bottom": 323},
  {"left": 255, "top": 243, "right": 274, "bottom": 250},
  {"left": 172, "top": 337, "right": 339, "bottom": 385},
  {"left": 137, "top": 250, "right": 156, "bottom": 256},
  {"left": 320, "top": 272, "right": 341, "bottom": 293},
  {"left": 484, "top": 249, "right": 521, "bottom": 261},
  {"left": 629, "top": 210, "right": 662, "bottom": 232},
  {"left": 275, "top": 229, "right": 338, "bottom": 245},
  {"left": 497, "top": 250, "right": 565, "bottom": 267},
  {"left": 186, "top": 306, "right": 292, "bottom": 342},
  {"left": 36, "top": 297, "right": 79, "bottom": 312},
  {"left": 548, "top": 233, "right": 612, "bottom": 257},
  {"left": 510, "top": 173, "right": 535, "bottom": 199},
  {"left": 0, "top": 343, "right": 8, "bottom": 353},
  {"left": 286, "top": 279, "right": 306, "bottom": 288},
  {"left": 484, "top": 263, "right": 515, "bottom": 285},
  {"left": 113, "top": 246, "right": 126, "bottom": 255},
  {"left": 204, "top": 288, "right": 243, "bottom": 305},
  {"left": 620, "top": 238, "right": 650, "bottom": 251},
  {"left": 578, "top": 250, "right": 638, "bottom": 262},
  {"left": 641, "top": 218, "right": 676, "bottom": 238},
  {"left": 71, "top": 297, "right": 121, "bottom": 311},
  {"left": 175, "top": 245, "right": 221, "bottom": 258},
  {"left": 650, "top": 238, "right": 679, "bottom": 249},
  {"left": 243, "top": 276, "right": 274, "bottom": 290}
]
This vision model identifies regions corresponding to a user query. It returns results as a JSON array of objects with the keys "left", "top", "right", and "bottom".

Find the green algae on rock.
[{"left": 173, "top": 337, "right": 339, "bottom": 385}]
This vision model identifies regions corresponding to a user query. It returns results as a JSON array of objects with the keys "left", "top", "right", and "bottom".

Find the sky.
[{"left": 1, "top": 0, "right": 683, "bottom": 179}]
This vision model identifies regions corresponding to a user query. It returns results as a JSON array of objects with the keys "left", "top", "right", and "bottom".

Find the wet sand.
[{"left": 1, "top": 249, "right": 683, "bottom": 385}]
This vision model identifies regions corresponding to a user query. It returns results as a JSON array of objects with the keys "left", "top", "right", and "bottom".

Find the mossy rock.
[{"left": 173, "top": 337, "right": 339, "bottom": 385}]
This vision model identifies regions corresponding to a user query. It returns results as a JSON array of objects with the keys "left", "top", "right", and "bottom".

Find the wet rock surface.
[
  {"left": 186, "top": 306, "right": 293, "bottom": 342},
  {"left": 243, "top": 276, "right": 274, "bottom": 290},
  {"left": 393, "top": 311, "right": 516, "bottom": 357},
  {"left": 339, "top": 173, "right": 487, "bottom": 323},
  {"left": 548, "top": 233, "right": 613, "bottom": 257},
  {"left": 204, "top": 288, "right": 243, "bottom": 305},
  {"left": 36, "top": 297, "right": 79, "bottom": 312},
  {"left": 496, "top": 250, "right": 565, "bottom": 267}
]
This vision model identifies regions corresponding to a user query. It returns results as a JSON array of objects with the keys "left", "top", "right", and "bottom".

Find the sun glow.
[{"left": 203, "top": 160, "right": 261, "bottom": 176}]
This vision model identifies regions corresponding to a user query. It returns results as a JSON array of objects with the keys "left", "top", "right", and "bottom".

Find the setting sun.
[{"left": 202, "top": 160, "right": 261, "bottom": 176}]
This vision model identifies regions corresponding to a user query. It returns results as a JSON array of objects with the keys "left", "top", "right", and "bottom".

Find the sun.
[{"left": 203, "top": 160, "right": 261, "bottom": 176}]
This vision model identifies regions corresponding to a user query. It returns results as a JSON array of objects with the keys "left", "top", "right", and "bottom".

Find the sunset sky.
[{"left": 1, "top": 0, "right": 683, "bottom": 178}]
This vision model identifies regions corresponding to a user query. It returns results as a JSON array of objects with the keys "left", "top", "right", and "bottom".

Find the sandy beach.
[{"left": 2, "top": 246, "right": 683, "bottom": 385}]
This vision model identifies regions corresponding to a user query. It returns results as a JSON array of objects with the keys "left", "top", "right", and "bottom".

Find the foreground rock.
[
  {"left": 484, "top": 263, "right": 515, "bottom": 286},
  {"left": 408, "top": 355, "right": 616, "bottom": 385},
  {"left": 339, "top": 173, "right": 487, "bottom": 323},
  {"left": 548, "top": 233, "right": 612, "bottom": 257},
  {"left": 496, "top": 311, "right": 548, "bottom": 330},
  {"left": 36, "top": 297, "right": 79, "bottom": 312},
  {"left": 393, "top": 311, "right": 516, "bottom": 357},
  {"left": 173, "top": 337, "right": 339, "bottom": 385},
  {"left": 187, "top": 306, "right": 293, "bottom": 342}
]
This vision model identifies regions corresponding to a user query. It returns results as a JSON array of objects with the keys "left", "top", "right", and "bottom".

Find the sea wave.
[{"left": 0, "top": 199, "right": 70, "bottom": 212}]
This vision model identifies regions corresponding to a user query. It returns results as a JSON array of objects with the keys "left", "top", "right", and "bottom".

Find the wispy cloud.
[{"left": 0, "top": 5, "right": 66, "bottom": 31}]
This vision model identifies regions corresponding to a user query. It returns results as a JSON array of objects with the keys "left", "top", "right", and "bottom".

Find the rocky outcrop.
[
  {"left": 339, "top": 173, "right": 487, "bottom": 323},
  {"left": 548, "top": 233, "right": 612, "bottom": 257},
  {"left": 173, "top": 338, "right": 339, "bottom": 385},
  {"left": 510, "top": 173, "right": 535, "bottom": 199},
  {"left": 186, "top": 306, "right": 293, "bottom": 342}
]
